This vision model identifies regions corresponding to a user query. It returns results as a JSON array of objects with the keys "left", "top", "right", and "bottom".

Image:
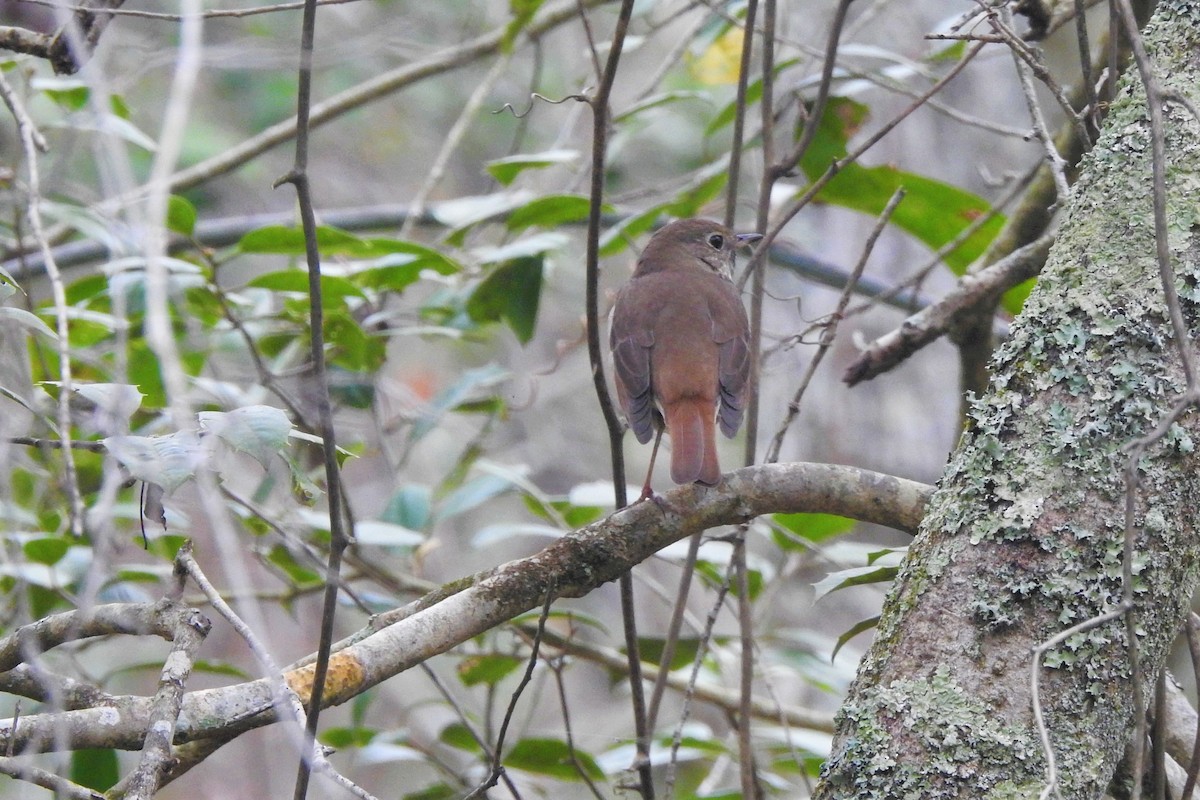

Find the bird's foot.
[{"left": 635, "top": 485, "right": 674, "bottom": 515}]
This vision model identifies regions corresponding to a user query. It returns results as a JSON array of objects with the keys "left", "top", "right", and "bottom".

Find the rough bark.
[{"left": 814, "top": 3, "right": 1200, "bottom": 798}]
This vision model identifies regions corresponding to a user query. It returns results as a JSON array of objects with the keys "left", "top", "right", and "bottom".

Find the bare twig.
[
  {"left": 136, "top": 0, "right": 611, "bottom": 196},
  {"left": 177, "top": 545, "right": 378, "bottom": 800},
  {"left": 738, "top": 41, "right": 987, "bottom": 293},
  {"left": 264, "top": 0, "right": 354, "bottom": 797},
  {"left": 665, "top": 557, "right": 732, "bottom": 799},
  {"left": 0, "top": 756, "right": 102, "bottom": 800},
  {"left": 721, "top": 0, "right": 758, "bottom": 230},
  {"left": 401, "top": 52, "right": 512, "bottom": 238},
  {"left": 465, "top": 587, "right": 556, "bottom": 800},
  {"left": 548, "top": 653, "right": 607, "bottom": 799},
  {"left": 577, "top": 1, "right": 651, "bottom": 796},
  {"left": 1031, "top": 604, "right": 1131, "bottom": 800},
  {"left": 995, "top": 6, "right": 1071, "bottom": 204},
  {"left": 767, "top": 187, "right": 904, "bottom": 461},
  {"left": 843, "top": 234, "right": 1054, "bottom": 386},
  {"left": 1182, "top": 615, "right": 1200, "bottom": 799},
  {"left": 123, "top": 593, "right": 211, "bottom": 800},
  {"left": 775, "top": 0, "right": 854, "bottom": 177},
  {"left": 0, "top": 69, "right": 85, "bottom": 537},
  {"left": 11, "top": 0, "right": 361, "bottom": 20},
  {"left": 1111, "top": 2, "right": 1200, "bottom": 794}
]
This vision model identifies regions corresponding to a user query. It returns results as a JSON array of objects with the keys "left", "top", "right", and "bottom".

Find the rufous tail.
[{"left": 663, "top": 398, "right": 720, "bottom": 486}]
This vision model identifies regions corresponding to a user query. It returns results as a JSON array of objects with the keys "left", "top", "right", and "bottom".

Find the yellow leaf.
[{"left": 687, "top": 27, "right": 744, "bottom": 86}]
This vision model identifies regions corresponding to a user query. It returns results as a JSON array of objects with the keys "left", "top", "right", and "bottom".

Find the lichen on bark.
[{"left": 814, "top": 2, "right": 1200, "bottom": 797}]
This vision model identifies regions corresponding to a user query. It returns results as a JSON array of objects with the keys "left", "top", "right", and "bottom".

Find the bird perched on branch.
[{"left": 609, "top": 218, "right": 759, "bottom": 499}]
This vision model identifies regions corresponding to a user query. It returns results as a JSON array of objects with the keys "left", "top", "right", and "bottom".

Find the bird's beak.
[{"left": 735, "top": 233, "right": 763, "bottom": 247}]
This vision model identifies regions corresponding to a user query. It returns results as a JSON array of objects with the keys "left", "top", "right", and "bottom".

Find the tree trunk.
[{"left": 814, "top": 2, "right": 1200, "bottom": 797}]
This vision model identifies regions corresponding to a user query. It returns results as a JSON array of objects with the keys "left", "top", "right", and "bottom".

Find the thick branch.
[{"left": 0, "top": 462, "right": 930, "bottom": 754}]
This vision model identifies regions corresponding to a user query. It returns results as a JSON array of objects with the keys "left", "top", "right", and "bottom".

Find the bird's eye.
[{"left": 707, "top": 233, "right": 725, "bottom": 249}]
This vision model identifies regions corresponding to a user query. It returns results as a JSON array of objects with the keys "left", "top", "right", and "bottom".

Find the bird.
[{"left": 609, "top": 217, "right": 759, "bottom": 499}]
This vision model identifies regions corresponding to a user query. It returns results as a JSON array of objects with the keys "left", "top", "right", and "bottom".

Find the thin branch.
[
  {"left": 132, "top": 0, "right": 612, "bottom": 197},
  {"left": 995, "top": 5, "right": 1071, "bottom": 204},
  {"left": 986, "top": 4, "right": 1092, "bottom": 150},
  {"left": 178, "top": 544, "right": 378, "bottom": 800},
  {"left": 548, "top": 653, "right": 607, "bottom": 800},
  {"left": 1111, "top": 3, "right": 1200, "bottom": 794},
  {"left": 768, "top": 187, "right": 904, "bottom": 461},
  {"left": 0, "top": 756, "right": 102, "bottom": 800},
  {"left": 733, "top": 531, "right": 760, "bottom": 800},
  {"left": 400, "top": 52, "right": 512, "bottom": 238},
  {"left": 122, "top": 587, "right": 211, "bottom": 800},
  {"left": 578, "top": 1, "right": 650, "bottom": 797},
  {"left": 11, "top": 0, "right": 361, "bottom": 20},
  {"left": 464, "top": 587, "right": 556, "bottom": 800},
  {"left": 0, "top": 463, "right": 931, "bottom": 756},
  {"left": 1031, "top": 604, "right": 1132, "bottom": 800},
  {"left": 0, "top": 69, "right": 85, "bottom": 537},
  {"left": 665, "top": 554, "right": 733, "bottom": 799},
  {"left": 738, "top": 41, "right": 987, "bottom": 293},
  {"left": 1182, "top": 615, "right": 1200, "bottom": 800},
  {"left": 721, "top": 0, "right": 758, "bottom": 229},
  {"left": 843, "top": 234, "right": 1054, "bottom": 386},
  {"left": 266, "top": 0, "right": 353, "bottom": 796},
  {"left": 775, "top": 0, "right": 854, "bottom": 177}
]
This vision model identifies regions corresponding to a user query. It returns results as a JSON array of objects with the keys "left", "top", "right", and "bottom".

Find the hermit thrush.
[{"left": 609, "top": 218, "right": 759, "bottom": 497}]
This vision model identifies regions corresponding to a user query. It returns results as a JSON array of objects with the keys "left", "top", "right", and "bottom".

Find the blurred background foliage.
[{"left": 0, "top": 0, "right": 1085, "bottom": 796}]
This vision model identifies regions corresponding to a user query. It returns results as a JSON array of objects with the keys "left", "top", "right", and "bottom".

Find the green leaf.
[
  {"left": 503, "top": 737, "right": 604, "bottom": 781},
  {"left": 354, "top": 243, "right": 463, "bottom": 292},
  {"left": 44, "top": 85, "right": 91, "bottom": 110},
  {"left": 798, "top": 96, "right": 1016, "bottom": 310},
  {"left": 457, "top": 653, "right": 524, "bottom": 686},
  {"left": 267, "top": 543, "right": 322, "bottom": 587},
  {"left": 199, "top": 405, "right": 293, "bottom": 469},
  {"left": 615, "top": 90, "right": 712, "bottom": 122},
  {"left": 440, "top": 722, "right": 483, "bottom": 753},
  {"left": 353, "top": 521, "right": 424, "bottom": 548},
  {"left": 502, "top": 0, "right": 546, "bottom": 51},
  {"left": 0, "top": 306, "right": 58, "bottom": 341},
  {"left": 167, "top": 195, "right": 197, "bottom": 236},
  {"left": 706, "top": 57, "right": 801, "bottom": 136},
  {"left": 23, "top": 537, "right": 70, "bottom": 566},
  {"left": 104, "top": 432, "right": 204, "bottom": 493},
  {"left": 238, "top": 225, "right": 361, "bottom": 255},
  {"left": 831, "top": 616, "right": 880, "bottom": 662},
  {"left": 812, "top": 565, "right": 899, "bottom": 602},
  {"left": 771, "top": 512, "right": 856, "bottom": 550},
  {"left": 320, "top": 726, "right": 377, "bottom": 749},
  {"left": 486, "top": 149, "right": 578, "bottom": 186},
  {"left": 248, "top": 271, "right": 366, "bottom": 305},
  {"left": 928, "top": 41, "right": 966, "bottom": 62},
  {"left": 146, "top": 534, "right": 187, "bottom": 561},
  {"left": 638, "top": 637, "right": 701, "bottom": 670},
  {"left": 436, "top": 472, "right": 515, "bottom": 522},
  {"left": 411, "top": 363, "right": 509, "bottom": 442},
  {"left": 382, "top": 484, "right": 432, "bottom": 530},
  {"left": 324, "top": 312, "right": 386, "bottom": 373},
  {"left": 404, "top": 785, "right": 458, "bottom": 800},
  {"left": 466, "top": 256, "right": 542, "bottom": 343},
  {"left": 599, "top": 208, "right": 663, "bottom": 257},
  {"left": 191, "top": 660, "right": 249, "bottom": 678},
  {"left": 505, "top": 194, "right": 594, "bottom": 233},
  {"left": 71, "top": 748, "right": 119, "bottom": 791}
]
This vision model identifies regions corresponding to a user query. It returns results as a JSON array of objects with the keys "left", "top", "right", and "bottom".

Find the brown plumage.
[{"left": 609, "top": 218, "right": 757, "bottom": 493}]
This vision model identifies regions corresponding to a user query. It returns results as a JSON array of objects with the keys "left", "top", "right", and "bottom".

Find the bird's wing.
[
  {"left": 711, "top": 287, "right": 751, "bottom": 438},
  {"left": 610, "top": 295, "right": 658, "bottom": 444}
]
